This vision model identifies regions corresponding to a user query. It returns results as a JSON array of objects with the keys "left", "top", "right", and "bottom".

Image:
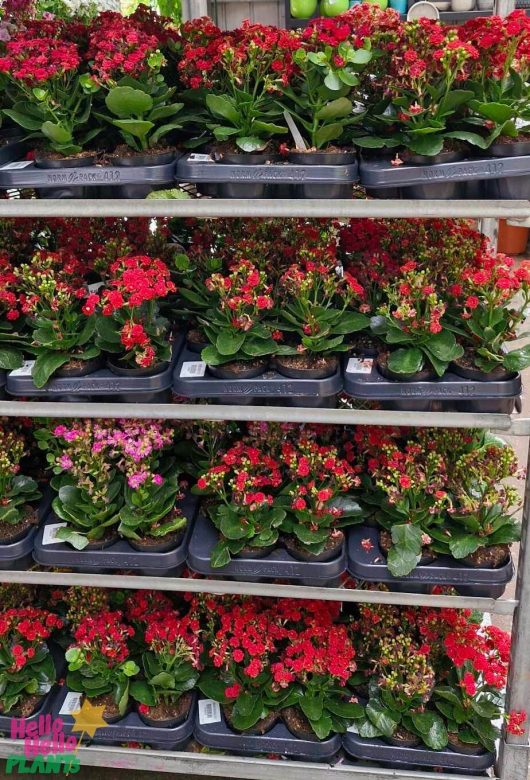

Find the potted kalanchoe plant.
[
  {"left": 0, "top": 426, "right": 41, "bottom": 545},
  {"left": 196, "top": 441, "right": 285, "bottom": 568},
  {"left": 0, "top": 607, "right": 63, "bottom": 717},
  {"left": 275, "top": 256, "right": 368, "bottom": 379},
  {"left": 114, "top": 421, "right": 187, "bottom": 552},
  {"left": 199, "top": 600, "right": 298, "bottom": 733},
  {"left": 0, "top": 252, "right": 24, "bottom": 370},
  {"left": 131, "top": 609, "right": 201, "bottom": 727},
  {"left": 36, "top": 419, "right": 124, "bottom": 550},
  {"left": 66, "top": 610, "right": 138, "bottom": 722},
  {"left": 372, "top": 261, "right": 463, "bottom": 381},
  {"left": 443, "top": 434, "right": 521, "bottom": 568},
  {"left": 448, "top": 255, "right": 530, "bottom": 380},
  {"left": 198, "top": 260, "right": 278, "bottom": 379},
  {"left": 0, "top": 30, "right": 99, "bottom": 166},
  {"left": 96, "top": 255, "right": 175, "bottom": 377},
  {"left": 279, "top": 436, "right": 363, "bottom": 562},
  {"left": 15, "top": 252, "right": 101, "bottom": 388}
]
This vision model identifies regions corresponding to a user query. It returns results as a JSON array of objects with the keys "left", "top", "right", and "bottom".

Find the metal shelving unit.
[{"left": 1, "top": 194, "right": 530, "bottom": 780}]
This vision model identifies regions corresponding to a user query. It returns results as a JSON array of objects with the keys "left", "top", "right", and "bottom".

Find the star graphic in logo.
[{"left": 70, "top": 698, "right": 108, "bottom": 741}]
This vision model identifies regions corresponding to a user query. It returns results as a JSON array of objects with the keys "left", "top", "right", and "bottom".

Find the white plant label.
[
  {"left": 2, "top": 161, "right": 33, "bottom": 169},
  {"left": 180, "top": 361, "right": 206, "bottom": 378},
  {"left": 346, "top": 357, "right": 373, "bottom": 374},
  {"left": 59, "top": 692, "right": 83, "bottom": 715},
  {"left": 42, "top": 523, "right": 67, "bottom": 545},
  {"left": 10, "top": 360, "right": 35, "bottom": 376},
  {"left": 198, "top": 699, "right": 221, "bottom": 724},
  {"left": 87, "top": 282, "right": 103, "bottom": 293},
  {"left": 189, "top": 154, "right": 213, "bottom": 163}
]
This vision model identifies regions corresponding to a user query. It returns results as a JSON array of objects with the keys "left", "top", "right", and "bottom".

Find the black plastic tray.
[
  {"left": 174, "top": 346, "right": 342, "bottom": 399},
  {"left": 359, "top": 154, "right": 530, "bottom": 189},
  {"left": 0, "top": 159, "right": 177, "bottom": 189},
  {"left": 6, "top": 342, "right": 182, "bottom": 401},
  {"left": 176, "top": 154, "right": 358, "bottom": 184},
  {"left": 188, "top": 514, "right": 346, "bottom": 585},
  {"left": 33, "top": 493, "right": 198, "bottom": 575},
  {"left": 343, "top": 357, "right": 521, "bottom": 412},
  {"left": 342, "top": 730, "right": 495, "bottom": 772},
  {"left": 52, "top": 686, "right": 196, "bottom": 749},
  {"left": 348, "top": 525, "right": 514, "bottom": 599},
  {"left": 194, "top": 699, "right": 341, "bottom": 760},
  {"left": 0, "top": 490, "right": 51, "bottom": 571},
  {"left": 0, "top": 140, "right": 27, "bottom": 167}
]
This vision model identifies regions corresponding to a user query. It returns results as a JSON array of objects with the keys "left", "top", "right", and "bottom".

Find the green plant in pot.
[
  {"left": 278, "top": 436, "right": 363, "bottom": 562},
  {"left": 114, "top": 420, "right": 187, "bottom": 551},
  {"left": 372, "top": 262, "right": 463, "bottom": 380},
  {"left": 0, "top": 427, "right": 41, "bottom": 545},
  {"left": 199, "top": 600, "right": 298, "bottom": 733},
  {"left": 0, "top": 607, "right": 63, "bottom": 717},
  {"left": 355, "top": 637, "right": 446, "bottom": 749},
  {"left": 35, "top": 420, "right": 124, "bottom": 550},
  {"left": 198, "top": 260, "right": 279, "bottom": 378},
  {"left": 281, "top": 29, "right": 372, "bottom": 156},
  {"left": 66, "top": 610, "right": 138, "bottom": 722},
  {"left": 443, "top": 434, "right": 521, "bottom": 569},
  {"left": 279, "top": 621, "right": 363, "bottom": 740},
  {"left": 447, "top": 256, "right": 530, "bottom": 380},
  {"left": 369, "top": 435, "right": 451, "bottom": 576},
  {"left": 14, "top": 260, "right": 101, "bottom": 388},
  {"left": 0, "top": 35, "right": 99, "bottom": 162},
  {"left": 274, "top": 258, "right": 369, "bottom": 378},
  {"left": 0, "top": 253, "right": 25, "bottom": 371},
  {"left": 195, "top": 441, "right": 285, "bottom": 568},
  {"left": 131, "top": 611, "right": 201, "bottom": 727}
]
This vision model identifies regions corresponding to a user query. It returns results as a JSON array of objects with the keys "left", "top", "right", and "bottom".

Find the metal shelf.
[
  {"left": 0, "top": 198, "right": 528, "bottom": 218},
  {"left": 0, "top": 740, "right": 492, "bottom": 780},
  {"left": 0, "top": 569, "right": 517, "bottom": 614}
]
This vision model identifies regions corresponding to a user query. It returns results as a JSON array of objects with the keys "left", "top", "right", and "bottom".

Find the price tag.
[
  {"left": 180, "top": 361, "right": 206, "bottom": 378},
  {"left": 42, "top": 523, "right": 67, "bottom": 545},
  {"left": 60, "top": 692, "right": 83, "bottom": 715},
  {"left": 188, "top": 154, "right": 213, "bottom": 163},
  {"left": 10, "top": 360, "right": 35, "bottom": 377},
  {"left": 346, "top": 357, "right": 373, "bottom": 375},
  {"left": 198, "top": 699, "right": 221, "bottom": 724},
  {"left": 2, "top": 161, "right": 33, "bottom": 169}
]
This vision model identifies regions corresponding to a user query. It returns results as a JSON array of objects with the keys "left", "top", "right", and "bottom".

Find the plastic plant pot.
[
  {"left": 497, "top": 220, "right": 529, "bottom": 254},
  {"left": 52, "top": 686, "right": 196, "bottom": 749},
  {"left": 347, "top": 525, "right": 514, "bottom": 599},
  {"left": 194, "top": 699, "right": 342, "bottom": 761},
  {"left": 187, "top": 513, "right": 347, "bottom": 586},
  {"left": 215, "top": 151, "right": 269, "bottom": 198},
  {"left": 33, "top": 493, "right": 198, "bottom": 575},
  {"left": 287, "top": 150, "right": 356, "bottom": 199},
  {"left": 110, "top": 150, "right": 176, "bottom": 199},
  {"left": 0, "top": 490, "right": 51, "bottom": 572},
  {"left": 34, "top": 154, "right": 96, "bottom": 199}
]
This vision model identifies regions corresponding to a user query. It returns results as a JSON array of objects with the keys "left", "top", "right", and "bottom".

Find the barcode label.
[
  {"left": 60, "top": 692, "right": 83, "bottom": 715},
  {"left": 42, "top": 523, "right": 67, "bottom": 545},
  {"left": 2, "top": 161, "right": 33, "bottom": 169},
  {"left": 198, "top": 699, "right": 221, "bottom": 724},
  {"left": 180, "top": 361, "right": 206, "bottom": 378},
  {"left": 10, "top": 360, "right": 35, "bottom": 377},
  {"left": 346, "top": 357, "right": 373, "bottom": 374}
]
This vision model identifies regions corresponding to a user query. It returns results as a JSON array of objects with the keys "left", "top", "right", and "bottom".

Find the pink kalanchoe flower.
[
  {"left": 152, "top": 474, "right": 164, "bottom": 486},
  {"left": 59, "top": 454, "right": 73, "bottom": 470},
  {"left": 128, "top": 471, "right": 149, "bottom": 489}
]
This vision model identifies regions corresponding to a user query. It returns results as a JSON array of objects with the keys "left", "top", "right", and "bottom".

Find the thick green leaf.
[
  {"left": 324, "top": 71, "right": 342, "bottom": 91},
  {"left": 504, "top": 345, "right": 530, "bottom": 371},
  {"left": 474, "top": 102, "right": 514, "bottom": 124},
  {"left": 216, "top": 330, "right": 245, "bottom": 356},
  {"left": 449, "top": 534, "right": 481, "bottom": 559},
  {"left": 206, "top": 94, "right": 240, "bottom": 125},
  {"left": 366, "top": 700, "right": 399, "bottom": 738},
  {"left": 411, "top": 712, "right": 448, "bottom": 750},
  {"left": 41, "top": 122, "right": 72, "bottom": 145},
  {"left": 236, "top": 136, "right": 268, "bottom": 152},
  {"left": 425, "top": 331, "right": 463, "bottom": 362},
  {"left": 406, "top": 134, "right": 444, "bottom": 157},
  {"left": 314, "top": 122, "right": 343, "bottom": 149},
  {"left": 300, "top": 694, "right": 323, "bottom": 722},
  {"left": 316, "top": 98, "right": 353, "bottom": 121},
  {"left": 106, "top": 87, "right": 153, "bottom": 118},
  {"left": 32, "top": 352, "right": 70, "bottom": 388},
  {"left": 112, "top": 119, "right": 155, "bottom": 140},
  {"left": 387, "top": 348, "right": 423, "bottom": 375},
  {"left": 0, "top": 348, "right": 23, "bottom": 370}
]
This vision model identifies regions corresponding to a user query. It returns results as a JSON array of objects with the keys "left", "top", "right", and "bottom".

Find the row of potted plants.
[
  {"left": 0, "top": 415, "right": 521, "bottom": 580},
  {"left": 1, "top": 216, "right": 528, "bottom": 386},
  {"left": 0, "top": 588, "right": 525, "bottom": 760},
  {"left": 0, "top": 5, "right": 528, "bottom": 170}
]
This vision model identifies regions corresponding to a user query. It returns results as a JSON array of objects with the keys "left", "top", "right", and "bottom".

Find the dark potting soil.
[
  {"left": 0, "top": 693, "right": 44, "bottom": 718},
  {"left": 132, "top": 524, "right": 184, "bottom": 549},
  {"left": 111, "top": 144, "right": 174, "bottom": 160},
  {"left": 464, "top": 544, "right": 510, "bottom": 568},
  {"left": 223, "top": 705, "right": 279, "bottom": 735},
  {"left": 213, "top": 358, "right": 267, "bottom": 375},
  {"left": 0, "top": 505, "right": 36, "bottom": 543},
  {"left": 282, "top": 706, "right": 319, "bottom": 741},
  {"left": 276, "top": 354, "right": 337, "bottom": 371},
  {"left": 91, "top": 693, "right": 121, "bottom": 722},
  {"left": 35, "top": 149, "right": 97, "bottom": 162},
  {"left": 453, "top": 350, "right": 506, "bottom": 377},
  {"left": 494, "top": 134, "right": 530, "bottom": 145},
  {"left": 387, "top": 725, "right": 420, "bottom": 745},
  {"left": 86, "top": 528, "right": 120, "bottom": 548},
  {"left": 187, "top": 329, "right": 207, "bottom": 347},
  {"left": 447, "top": 732, "right": 484, "bottom": 754},
  {"left": 289, "top": 145, "right": 354, "bottom": 155},
  {"left": 142, "top": 691, "right": 192, "bottom": 723}
]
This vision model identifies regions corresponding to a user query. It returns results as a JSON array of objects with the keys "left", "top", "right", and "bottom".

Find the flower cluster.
[
  {"left": 86, "top": 11, "right": 161, "bottom": 84},
  {"left": 0, "top": 36, "right": 80, "bottom": 84},
  {"left": 0, "top": 607, "right": 62, "bottom": 673}
]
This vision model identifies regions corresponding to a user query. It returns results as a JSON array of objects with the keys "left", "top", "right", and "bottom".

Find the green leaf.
[
  {"left": 407, "top": 134, "right": 444, "bottom": 157},
  {"left": 32, "top": 352, "right": 70, "bottom": 388},
  {"left": 366, "top": 700, "right": 399, "bottom": 738},
  {"left": 130, "top": 681, "right": 156, "bottom": 706},
  {"left": 349, "top": 49, "right": 372, "bottom": 65},
  {"left": 210, "top": 540, "right": 232, "bottom": 568},
  {"left": 316, "top": 98, "right": 353, "bottom": 121},
  {"left": 314, "top": 122, "right": 343, "bottom": 149},
  {"left": 112, "top": 119, "right": 155, "bottom": 141},
  {"left": 387, "top": 348, "right": 423, "bottom": 375},
  {"left": 206, "top": 94, "right": 240, "bottom": 125},
  {"left": 309, "top": 713, "right": 333, "bottom": 740},
  {"left": 473, "top": 102, "right": 514, "bottom": 124},
  {"left": 411, "top": 712, "right": 448, "bottom": 750},
  {"left": 386, "top": 524, "right": 424, "bottom": 577},
  {"left": 3, "top": 109, "right": 43, "bottom": 131},
  {"left": 0, "top": 348, "right": 23, "bottom": 370},
  {"left": 300, "top": 694, "right": 323, "bottom": 722},
  {"left": 504, "top": 345, "right": 530, "bottom": 371},
  {"left": 426, "top": 330, "right": 463, "bottom": 362},
  {"left": 41, "top": 122, "right": 72, "bottom": 145},
  {"left": 438, "top": 90, "right": 474, "bottom": 115},
  {"left": 449, "top": 534, "right": 481, "bottom": 559},
  {"left": 236, "top": 136, "right": 268, "bottom": 152},
  {"left": 324, "top": 71, "right": 342, "bottom": 91},
  {"left": 218, "top": 507, "right": 247, "bottom": 541},
  {"left": 106, "top": 86, "right": 153, "bottom": 118},
  {"left": 216, "top": 330, "right": 245, "bottom": 356},
  {"left": 201, "top": 345, "right": 224, "bottom": 366}
]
